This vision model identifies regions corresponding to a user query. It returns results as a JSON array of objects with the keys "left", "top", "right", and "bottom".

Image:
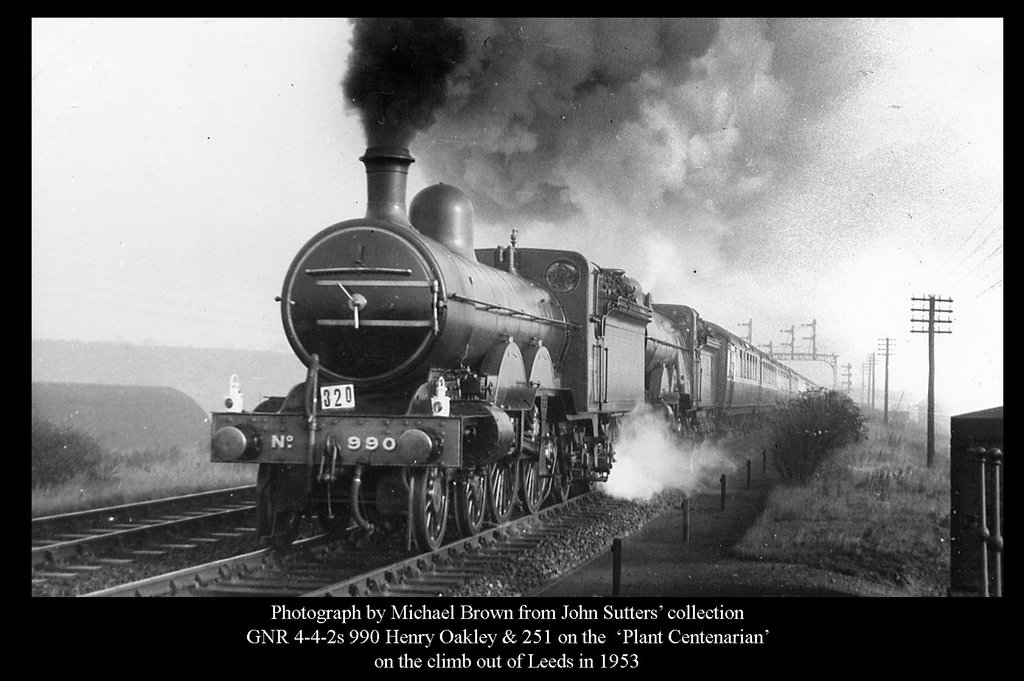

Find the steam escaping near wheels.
[{"left": 598, "top": 405, "right": 738, "bottom": 501}]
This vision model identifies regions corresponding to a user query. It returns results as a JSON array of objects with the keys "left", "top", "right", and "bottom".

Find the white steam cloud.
[{"left": 599, "top": 405, "right": 738, "bottom": 501}]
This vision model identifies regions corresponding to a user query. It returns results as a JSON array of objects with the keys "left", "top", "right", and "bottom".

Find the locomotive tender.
[{"left": 210, "top": 146, "right": 815, "bottom": 550}]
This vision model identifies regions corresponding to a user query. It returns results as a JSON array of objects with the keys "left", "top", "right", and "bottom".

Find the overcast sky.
[{"left": 32, "top": 18, "right": 1002, "bottom": 416}]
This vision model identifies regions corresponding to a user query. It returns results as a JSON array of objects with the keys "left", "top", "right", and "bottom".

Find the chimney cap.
[{"left": 360, "top": 146, "right": 414, "bottom": 163}]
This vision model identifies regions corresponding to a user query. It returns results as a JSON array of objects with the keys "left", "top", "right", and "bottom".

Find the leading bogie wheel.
[
  {"left": 255, "top": 463, "right": 306, "bottom": 550},
  {"left": 268, "top": 510, "right": 304, "bottom": 551},
  {"left": 410, "top": 466, "right": 450, "bottom": 551}
]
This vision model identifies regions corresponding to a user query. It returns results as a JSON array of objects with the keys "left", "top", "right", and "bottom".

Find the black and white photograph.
[{"left": 32, "top": 15, "right": 1003, "bottom": 658}]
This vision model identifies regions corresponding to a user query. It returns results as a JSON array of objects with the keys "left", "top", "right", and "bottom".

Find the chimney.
[{"left": 360, "top": 146, "right": 415, "bottom": 227}]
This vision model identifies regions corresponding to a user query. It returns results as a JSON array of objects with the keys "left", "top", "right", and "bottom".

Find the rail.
[
  {"left": 302, "top": 492, "right": 599, "bottom": 597},
  {"left": 32, "top": 486, "right": 257, "bottom": 568},
  {"left": 32, "top": 485, "right": 255, "bottom": 524}
]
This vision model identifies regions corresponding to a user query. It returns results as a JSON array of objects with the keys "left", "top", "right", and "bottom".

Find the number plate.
[{"left": 319, "top": 384, "right": 355, "bottom": 410}]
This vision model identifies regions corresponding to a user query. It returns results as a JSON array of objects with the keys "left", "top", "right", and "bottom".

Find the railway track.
[
  {"left": 74, "top": 429, "right": 772, "bottom": 598},
  {"left": 32, "top": 485, "right": 257, "bottom": 585},
  {"left": 82, "top": 492, "right": 614, "bottom": 597},
  {"left": 305, "top": 492, "right": 612, "bottom": 597}
]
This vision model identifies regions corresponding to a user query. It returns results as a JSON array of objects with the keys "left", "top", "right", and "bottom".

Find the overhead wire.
[
  {"left": 950, "top": 244, "right": 1003, "bottom": 293},
  {"left": 967, "top": 279, "right": 1002, "bottom": 303},
  {"left": 940, "top": 199, "right": 1000, "bottom": 274},
  {"left": 945, "top": 219, "right": 1003, "bottom": 280},
  {"left": 959, "top": 251, "right": 1004, "bottom": 298}
]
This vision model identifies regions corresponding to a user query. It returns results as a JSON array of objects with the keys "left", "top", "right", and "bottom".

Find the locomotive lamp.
[
  {"left": 431, "top": 377, "right": 451, "bottom": 416},
  {"left": 223, "top": 374, "right": 243, "bottom": 412}
]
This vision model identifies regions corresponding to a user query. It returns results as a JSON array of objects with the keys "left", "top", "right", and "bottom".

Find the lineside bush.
[
  {"left": 31, "top": 410, "right": 109, "bottom": 486},
  {"left": 771, "top": 388, "right": 867, "bottom": 483}
]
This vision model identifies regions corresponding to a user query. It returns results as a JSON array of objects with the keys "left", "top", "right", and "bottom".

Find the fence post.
[
  {"left": 720, "top": 474, "right": 726, "bottom": 511},
  {"left": 746, "top": 459, "right": 752, "bottom": 489},
  {"left": 611, "top": 538, "right": 622, "bottom": 596},
  {"left": 762, "top": 449, "right": 767, "bottom": 476},
  {"left": 681, "top": 497, "right": 690, "bottom": 543}
]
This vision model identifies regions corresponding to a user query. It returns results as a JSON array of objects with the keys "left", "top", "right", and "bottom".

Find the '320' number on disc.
[{"left": 319, "top": 384, "right": 355, "bottom": 410}]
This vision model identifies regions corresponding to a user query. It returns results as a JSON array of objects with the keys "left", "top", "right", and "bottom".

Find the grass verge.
[
  {"left": 32, "top": 411, "right": 256, "bottom": 516},
  {"left": 734, "top": 417, "right": 950, "bottom": 595},
  {"left": 32, "top": 449, "right": 256, "bottom": 517}
]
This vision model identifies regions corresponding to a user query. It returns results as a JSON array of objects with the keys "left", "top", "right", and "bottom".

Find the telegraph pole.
[
  {"left": 841, "top": 363, "right": 852, "bottom": 395},
  {"left": 866, "top": 353, "right": 877, "bottom": 409},
  {"left": 759, "top": 340, "right": 774, "bottom": 356},
  {"left": 738, "top": 319, "right": 752, "bottom": 343},
  {"left": 911, "top": 294, "right": 953, "bottom": 468},
  {"left": 860, "top": 363, "right": 866, "bottom": 403},
  {"left": 801, "top": 318, "right": 817, "bottom": 359},
  {"left": 876, "top": 338, "right": 896, "bottom": 424}
]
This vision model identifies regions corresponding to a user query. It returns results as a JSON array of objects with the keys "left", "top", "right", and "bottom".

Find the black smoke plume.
[
  {"left": 341, "top": 17, "right": 800, "bottom": 297},
  {"left": 342, "top": 18, "right": 467, "bottom": 147},
  {"left": 413, "top": 18, "right": 751, "bottom": 225}
]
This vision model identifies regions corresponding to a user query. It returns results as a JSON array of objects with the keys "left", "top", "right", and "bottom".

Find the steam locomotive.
[{"left": 210, "top": 146, "right": 815, "bottom": 550}]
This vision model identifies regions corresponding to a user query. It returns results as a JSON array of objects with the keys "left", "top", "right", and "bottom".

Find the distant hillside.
[
  {"left": 33, "top": 383, "right": 208, "bottom": 454},
  {"left": 32, "top": 340, "right": 305, "bottom": 414}
]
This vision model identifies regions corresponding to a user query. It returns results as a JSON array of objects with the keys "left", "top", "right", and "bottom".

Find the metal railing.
[
  {"left": 949, "top": 406, "right": 1003, "bottom": 597},
  {"left": 970, "top": 446, "right": 1003, "bottom": 597}
]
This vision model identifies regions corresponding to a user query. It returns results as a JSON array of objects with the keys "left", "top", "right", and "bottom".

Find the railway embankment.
[{"left": 540, "top": 415, "right": 948, "bottom": 597}]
